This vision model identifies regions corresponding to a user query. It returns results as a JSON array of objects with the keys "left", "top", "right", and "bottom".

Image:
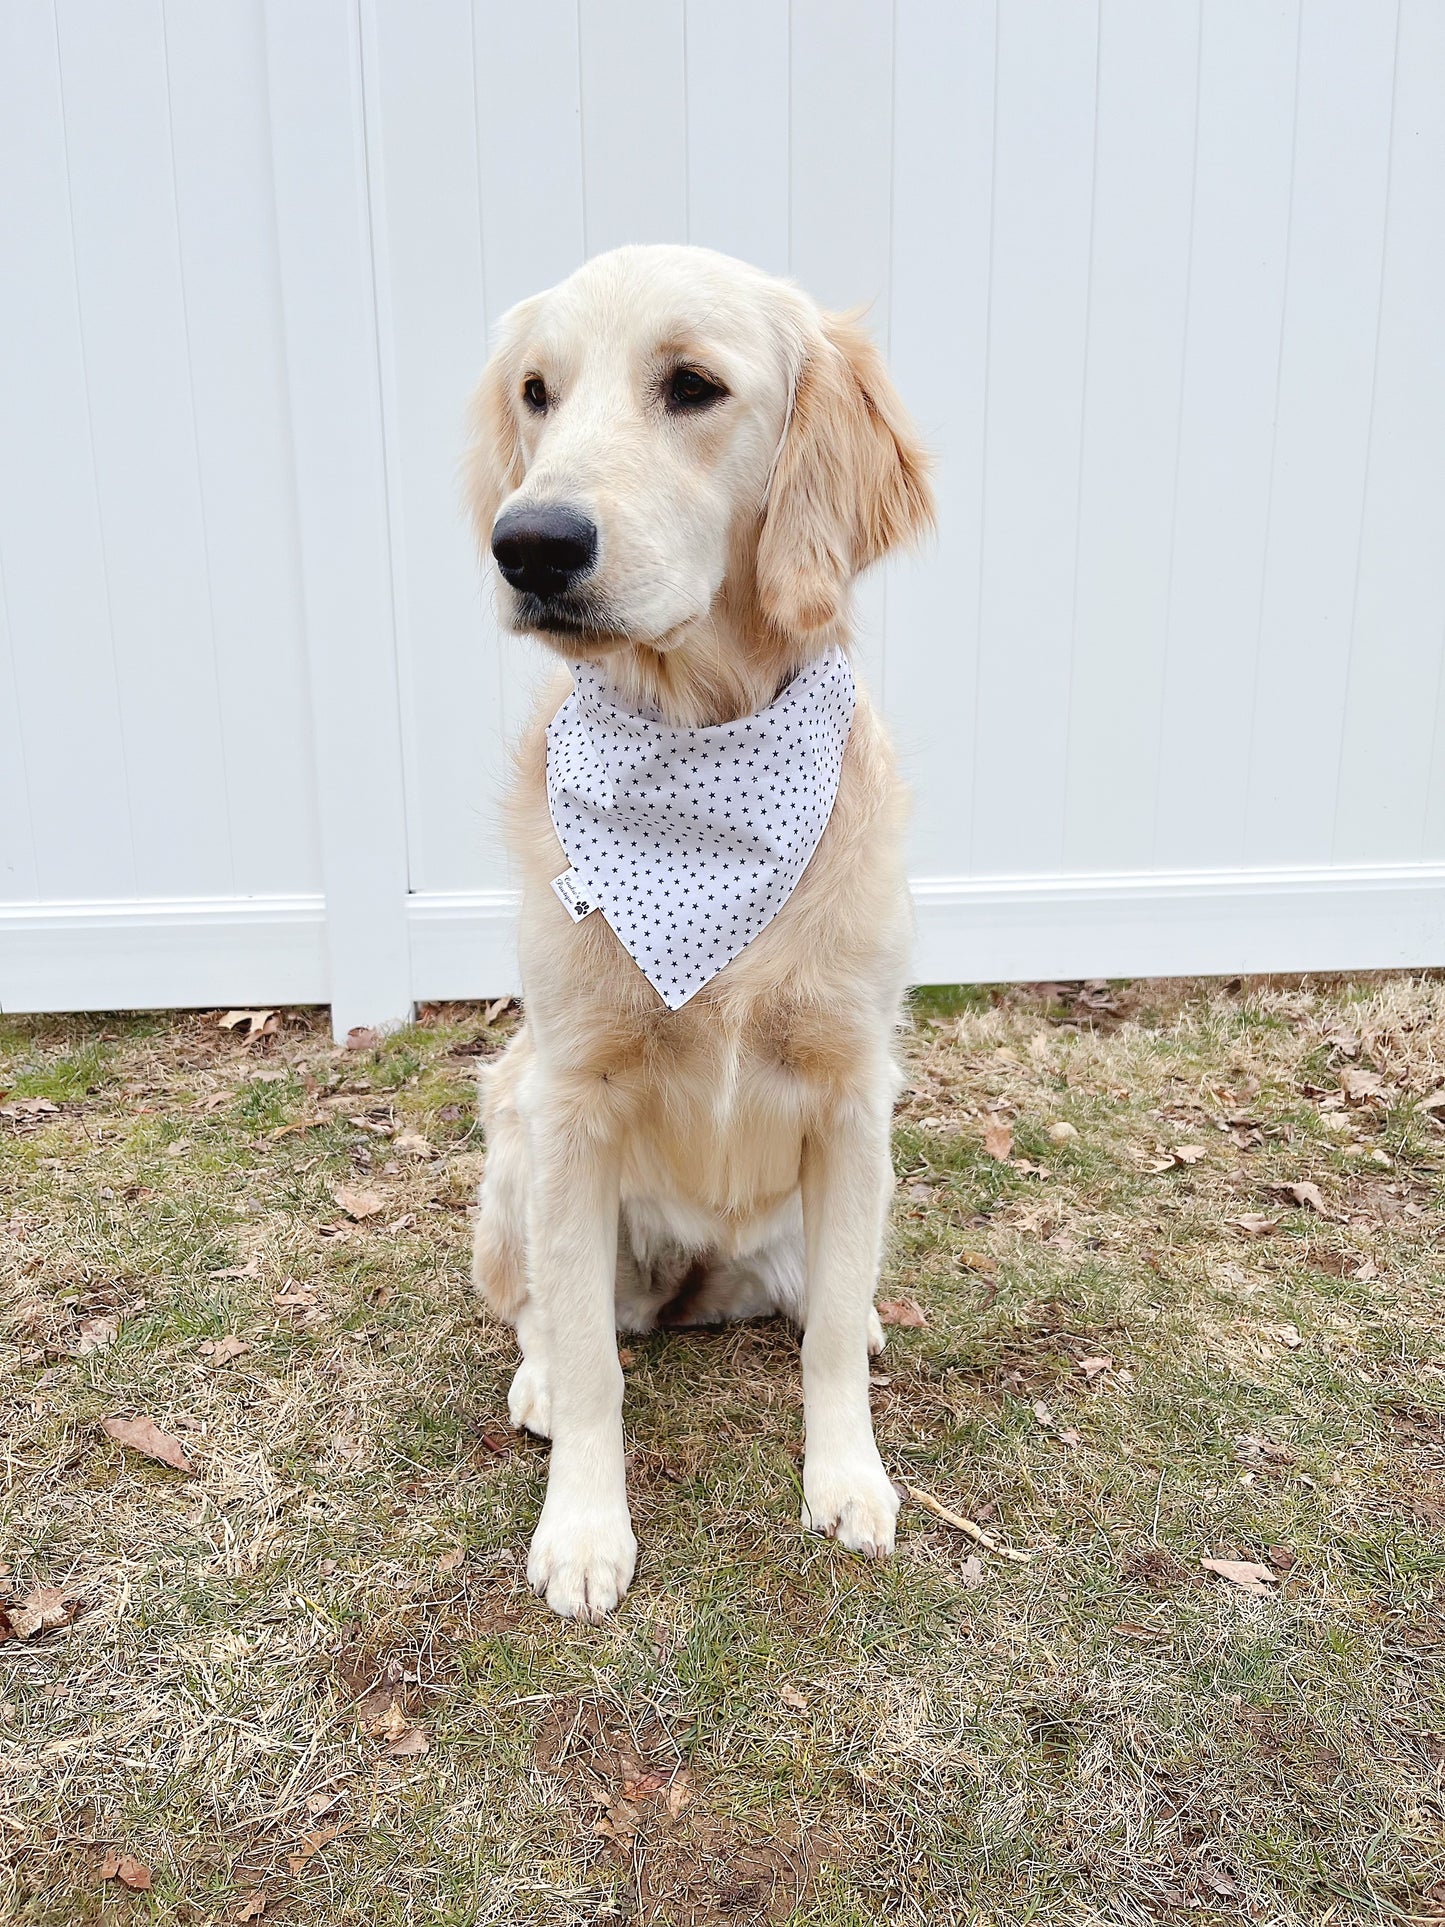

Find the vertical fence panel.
[
  {"left": 1331, "top": 0, "right": 1445, "bottom": 865},
  {"left": 264, "top": 0, "right": 412, "bottom": 1034},
  {"left": 684, "top": 0, "right": 790, "bottom": 274},
  {"left": 1060, "top": 0, "right": 1199, "bottom": 873},
  {"left": 1152, "top": 0, "right": 1300, "bottom": 870},
  {"left": 162, "top": 0, "right": 322, "bottom": 900},
  {"left": 0, "top": 2, "right": 138, "bottom": 903},
  {"left": 971, "top": 0, "right": 1098, "bottom": 875},
  {"left": 1243, "top": 0, "right": 1399, "bottom": 866},
  {"left": 886, "top": 0, "right": 996, "bottom": 877}
]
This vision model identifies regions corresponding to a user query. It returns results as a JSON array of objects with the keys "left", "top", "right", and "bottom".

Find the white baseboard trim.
[
  {"left": 0, "top": 895, "right": 329, "bottom": 1013},
  {"left": 407, "top": 862, "right": 1445, "bottom": 1000},
  {"left": 3, "top": 866, "right": 1441, "bottom": 1017},
  {"left": 909, "top": 862, "right": 1445, "bottom": 983}
]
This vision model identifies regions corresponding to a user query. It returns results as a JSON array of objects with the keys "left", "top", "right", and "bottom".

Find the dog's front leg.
[
  {"left": 799, "top": 1096, "right": 900, "bottom": 1557},
  {"left": 524, "top": 1086, "right": 635, "bottom": 1619}
]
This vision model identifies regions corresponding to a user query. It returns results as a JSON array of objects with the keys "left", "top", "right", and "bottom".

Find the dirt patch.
[{"left": 535, "top": 1698, "right": 835, "bottom": 1926}]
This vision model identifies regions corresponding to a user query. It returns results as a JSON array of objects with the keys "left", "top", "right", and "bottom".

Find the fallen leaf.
[
  {"left": 1032, "top": 1400, "right": 1054, "bottom": 1427},
  {"left": 1056, "top": 1426, "right": 1081, "bottom": 1448},
  {"left": 1267, "top": 1544, "right": 1297, "bottom": 1571},
  {"left": 219, "top": 1009, "right": 276, "bottom": 1036},
  {"left": 331, "top": 1186, "right": 384, "bottom": 1221},
  {"left": 1201, "top": 1556, "right": 1279, "bottom": 1599},
  {"left": 1172, "top": 1143, "right": 1207, "bottom": 1164},
  {"left": 1045, "top": 1120, "right": 1078, "bottom": 1143},
  {"left": 1273, "top": 1323, "right": 1303, "bottom": 1350},
  {"left": 1352, "top": 1257, "right": 1378, "bottom": 1282},
  {"left": 778, "top": 1683, "right": 809, "bottom": 1713},
  {"left": 982, "top": 1116, "right": 1014, "bottom": 1160},
  {"left": 102, "top": 1415, "right": 192, "bottom": 1474},
  {"left": 73, "top": 1313, "right": 119, "bottom": 1356},
  {"left": 387, "top": 1726, "right": 429, "bottom": 1758},
  {"left": 201, "top": 1335, "right": 249, "bottom": 1365},
  {"left": 483, "top": 996, "right": 513, "bottom": 1024},
  {"left": 394, "top": 1131, "right": 434, "bottom": 1159},
  {"left": 479, "top": 1430, "right": 511, "bottom": 1457},
  {"left": 7, "top": 1585, "right": 82, "bottom": 1640},
  {"left": 286, "top": 1824, "right": 344, "bottom": 1875},
  {"left": 877, "top": 1296, "right": 928, "bottom": 1328},
  {"left": 666, "top": 1771, "right": 692, "bottom": 1819},
  {"left": 1111, "top": 1622, "right": 1168, "bottom": 1641},
  {"left": 1417, "top": 1087, "right": 1445, "bottom": 1114},
  {"left": 1339, "top": 1067, "right": 1385, "bottom": 1100},
  {"left": 958, "top": 1554, "right": 985, "bottom": 1590},
  {"left": 1078, "top": 1354, "right": 1113, "bottom": 1383},
  {"left": 99, "top": 1853, "right": 152, "bottom": 1891},
  {"left": 435, "top": 1547, "right": 463, "bottom": 1573},
  {"left": 235, "top": 1892, "right": 267, "bottom": 1921},
  {"left": 213, "top": 1258, "right": 261, "bottom": 1281},
  {"left": 1231, "top": 1214, "right": 1279, "bottom": 1238},
  {"left": 1280, "top": 1181, "right": 1328, "bottom": 1214},
  {"left": 345, "top": 1027, "right": 379, "bottom": 1051},
  {"left": 621, "top": 1770, "right": 666, "bottom": 1799},
  {"left": 2, "top": 1096, "right": 59, "bottom": 1116}
]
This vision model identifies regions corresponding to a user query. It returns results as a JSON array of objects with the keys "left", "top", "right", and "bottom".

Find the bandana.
[{"left": 545, "top": 645, "right": 856, "bottom": 1009}]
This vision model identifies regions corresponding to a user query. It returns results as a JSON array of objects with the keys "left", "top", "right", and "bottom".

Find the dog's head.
[{"left": 467, "top": 245, "right": 932, "bottom": 662}]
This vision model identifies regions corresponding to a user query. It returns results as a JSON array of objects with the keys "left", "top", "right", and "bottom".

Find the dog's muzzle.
[{"left": 491, "top": 503, "right": 598, "bottom": 601}]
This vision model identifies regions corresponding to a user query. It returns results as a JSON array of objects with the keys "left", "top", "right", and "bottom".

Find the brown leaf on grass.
[
  {"left": 99, "top": 1852, "right": 152, "bottom": 1891},
  {"left": 877, "top": 1296, "right": 928, "bottom": 1328},
  {"left": 394, "top": 1130, "right": 435, "bottom": 1160},
  {"left": 435, "top": 1547, "right": 463, "bottom": 1573},
  {"left": 331, "top": 1186, "right": 383, "bottom": 1221},
  {"left": 101, "top": 1415, "right": 191, "bottom": 1474},
  {"left": 1045, "top": 1120, "right": 1078, "bottom": 1143},
  {"left": 1111, "top": 1622, "right": 1168, "bottom": 1641},
  {"left": 235, "top": 1892, "right": 267, "bottom": 1921},
  {"left": 778, "top": 1683, "right": 809, "bottom": 1713},
  {"left": 1267, "top": 1544, "right": 1297, "bottom": 1571},
  {"left": 1078, "top": 1354, "right": 1113, "bottom": 1383},
  {"left": 6, "top": 1585, "right": 82, "bottom": 1640},
  {"left": 1339, "top": 1067, "right": 1386, "bottom": 1100},
  {"left": 478, "top": 1430, "right": 511, "bottom": 1457},
  {"left": 620, "top": 1770, "right": 666, "bottom": 1799},
  {"left": 1280, "top": 1180, "right": 1328, "bottom": 1214},
  {"left": 1, "top": 1096, "right": 59, "bottom": 1116},
  {"left": 73, "top": 1313, "right": 119, "bottom": 1356},
  {"left": 345, "top": 1027, "right": 379, "bottom": 1051},
  {"left": 286, "top": 1824, "right": 345, "bottom": 1876},
  {"left": 982, "top": 1116, "right": 1014, "bottom": 1160},
  {"left": 666, "top": 1770, "right": 692, "bottom": 1819},
  {"left": 1201, "top": 1556, "right": 1279, "bottom": 1599},
  {"left": 200, "top": 1335, "right": 249, "bottom": 1365},
  {"left": 958, "top": 1554, "right": 986, "bottom": 1590},
  {"left": 219, "top": 1009, "right": 275, "bottom": 1035},
  {"left": 1231, "top": 1214, "right": 1280, "bottom": 1238},
  {"left": 1418, "top": 1087, "right": 1445, "bottom": 1115},
  {"left": 387, "top": 1726, "right": 429, "bottom": 1758},
  {"left": 1172, "top": 1143, "right": 1207, "bottom": 1164}
]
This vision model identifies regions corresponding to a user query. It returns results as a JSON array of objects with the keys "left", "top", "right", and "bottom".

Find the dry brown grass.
[{"left": 2, "top": 976, "right": 1443, "bottom": 1925}]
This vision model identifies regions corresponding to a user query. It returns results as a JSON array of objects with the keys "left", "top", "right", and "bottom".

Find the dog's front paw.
[
  {"left": 527, "top": 1497, "right": 637, "bottom": 1621},
  {"left": 803, "top": 1449, "right": 900, "bottom": 1558},
  {"left": 507, "top": 1357, "right": 552, "bottom": 1438}
]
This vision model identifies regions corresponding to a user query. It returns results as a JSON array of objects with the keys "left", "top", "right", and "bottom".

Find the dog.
[{"left": 466, "top": 244, "right": 933, "bottom": 1619}]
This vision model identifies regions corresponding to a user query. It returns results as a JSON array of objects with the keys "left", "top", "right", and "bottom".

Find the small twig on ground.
[{"left": 905, "top": 1486, "right": 1033, "bottom": 1564}]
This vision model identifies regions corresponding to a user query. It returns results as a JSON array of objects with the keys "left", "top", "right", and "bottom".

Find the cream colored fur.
[{"left": 467, "top": 245, "right": 933, "bottom": 1619}]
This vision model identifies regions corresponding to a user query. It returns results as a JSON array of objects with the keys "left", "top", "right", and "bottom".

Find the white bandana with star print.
[{"left": 545, "top": 644, "right": 856, "bottom": 1009}]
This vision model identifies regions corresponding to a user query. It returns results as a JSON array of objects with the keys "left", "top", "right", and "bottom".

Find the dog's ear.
[{"left": 757, "top": 311, "right": 934, "bottom": 640}]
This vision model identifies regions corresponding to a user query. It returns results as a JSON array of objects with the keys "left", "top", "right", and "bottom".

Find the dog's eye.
[
  {"left": 667, "top": 367, "right": 727, "bottom": 411},
  {"left": 522, "top": 376, "right": 548, "bottom": 413}
]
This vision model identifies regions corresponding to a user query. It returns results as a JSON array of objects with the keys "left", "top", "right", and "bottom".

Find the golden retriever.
[{"left": 467, "top": 244, "right": 933, "bottom": 1618}]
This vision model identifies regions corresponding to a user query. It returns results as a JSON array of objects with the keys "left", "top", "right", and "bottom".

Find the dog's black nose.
[{"left": 491, "top": 504, "right": 597, "bottom": 598}]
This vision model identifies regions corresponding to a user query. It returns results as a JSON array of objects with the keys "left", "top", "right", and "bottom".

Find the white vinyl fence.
[{"left": 2, "top": 0, "right": 1443, "bottom": 1038}]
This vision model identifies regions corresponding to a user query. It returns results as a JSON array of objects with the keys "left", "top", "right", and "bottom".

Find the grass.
[{"left": 2, "top": 976, "right": 1443, "bottom": 1925}]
